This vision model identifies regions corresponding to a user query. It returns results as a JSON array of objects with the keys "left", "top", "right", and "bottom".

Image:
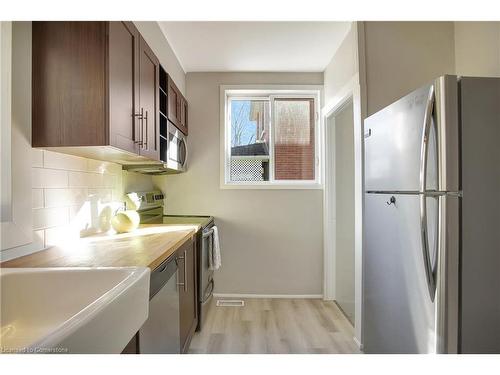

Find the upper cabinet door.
[
  {"left": 32, "top": 22, "right": 108, "bottom": 147},
  {"left": 138, "top": 36, "right": 160, "bottom": 161},
  {"left": 167, "top": 75, "right": 188, "bottom": 135},
  {"left": 179, "top": 97, "right": 188, "bottom": 136},
  {"left": 108, "top": 21, "right": 140, "bottom": 154},
  {"left": 167, "top": 76, "right": 180, "bottom": 127}
]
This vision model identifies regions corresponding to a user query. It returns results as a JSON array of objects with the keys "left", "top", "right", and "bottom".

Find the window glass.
[
  {"left": 229, "top": 100, "right": 270, "bottom": 181},
  {"left": 273, "top": 99, "right": 315, "bottom": 180},
  {"left": 225, "top": 92, "right": 318, "bottom": 186}
]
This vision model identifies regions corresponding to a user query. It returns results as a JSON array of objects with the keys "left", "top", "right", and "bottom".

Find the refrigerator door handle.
[
  {"left": 419, "top": 85, "right": 435, "bottom": 194},
  {"left": 419, "top": 85, "right": 437, "bottom": 301}
]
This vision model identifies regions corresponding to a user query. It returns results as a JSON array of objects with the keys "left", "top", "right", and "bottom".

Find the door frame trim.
[
  {"left": 323, "top": 92, "right": 353, "bottom": 302},
  {"left": 322, "top": 73, "right": 364, "bottom": 348}
]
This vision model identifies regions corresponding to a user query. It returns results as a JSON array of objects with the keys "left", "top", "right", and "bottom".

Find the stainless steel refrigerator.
[{"left": 363, "top": 75, "right": 500, "bottom": 354}]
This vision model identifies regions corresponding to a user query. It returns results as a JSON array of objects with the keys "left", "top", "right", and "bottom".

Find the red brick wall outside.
[
  {"left": 275, "top": 144, "right": 315, "bottom": 180},
  {"left": 274, "top": 98, "right": 315, "bottom": 180}
]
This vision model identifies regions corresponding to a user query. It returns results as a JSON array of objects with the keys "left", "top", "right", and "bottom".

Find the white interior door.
[{"left": 334, "top": 101, "right": 355, "bottom": 323}]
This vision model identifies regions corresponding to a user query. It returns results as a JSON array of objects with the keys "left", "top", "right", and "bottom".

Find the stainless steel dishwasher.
[{"left": 138, "top": 256, "right": 180, "bottom": 353}]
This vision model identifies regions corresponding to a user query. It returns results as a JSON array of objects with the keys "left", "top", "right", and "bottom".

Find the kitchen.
[{"left": 1, "top": 2, "right": 500, "bottom": 373}]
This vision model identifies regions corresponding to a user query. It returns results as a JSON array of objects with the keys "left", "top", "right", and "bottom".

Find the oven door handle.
[{"left": 202, "top": 279, "right": 214, "bottom": 303}]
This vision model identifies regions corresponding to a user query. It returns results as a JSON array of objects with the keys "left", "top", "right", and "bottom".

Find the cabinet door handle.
[
  {"left": 183, "top": 249, "right": 187, "bottom": 292},
  {"left": 177, "top": 97, "right": 180, "bottom": 121},
  {"left": 140, "top": 108, "right": 145, "bottom": 149},
  {"left": 134, "top": 109, "right": 143, "bottom": 146},
  {"left": 143, "top": 110, "right": 148, "bottom": 148}
]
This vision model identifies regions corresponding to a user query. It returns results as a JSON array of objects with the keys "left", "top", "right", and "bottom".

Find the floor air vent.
[{"left": 216, "top": 299, "right": 245, "bottom": 307}]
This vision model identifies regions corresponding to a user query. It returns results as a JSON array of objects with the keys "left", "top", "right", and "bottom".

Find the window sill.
[{"left": 220, "top": 182, "right": 323, "bottom": 190}]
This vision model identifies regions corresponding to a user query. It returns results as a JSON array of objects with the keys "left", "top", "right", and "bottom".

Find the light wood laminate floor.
[{"left": 189, "top": 298, "right": 360, "bottom": 354}]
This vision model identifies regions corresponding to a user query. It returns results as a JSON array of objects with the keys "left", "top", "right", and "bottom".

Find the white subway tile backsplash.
[
  {"left": 31, "top": 151, "right": 151, "bottom": 245},
  {"left": 32, "top": 189, "right": 44, "bottom": 209},
  {"left": 33, "top": 207, "right": 70, "bottom": 230},
  {"left": 44, "top": 150, "right": 87, "bottom": 171},
  {"left": 32, "top": 149, "right": 44, "bottom": 167},
  {"left": 69, "top": 203, "right": 97, "bottom": 236},
  {"left": 103, "top": 174, "right": 116, "bottom": 188},
  {"left": 44, "top": 188, "right": 89, "bottom": 208},
  {"left": 87, "top": 159, "right": 122, "bottom": 175},
  {"left": 69, "top": 171, "right": 104, "bottom": 188},
  {"left": 88, "top": 188, "right": 113, "bottom": 203},
  {"left": 32, "top": 168, "right": 68, "bottom": 188},
  {"left": 112, "top": 189, "right": 124, "bottom": 202}
]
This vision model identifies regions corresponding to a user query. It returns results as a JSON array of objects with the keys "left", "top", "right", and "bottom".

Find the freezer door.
[
  {"left": 364, "top": 83, "right": 438, "bottom": 192},
  {"left": 363, "top": 193, "right": 438, "bottom": 353}
]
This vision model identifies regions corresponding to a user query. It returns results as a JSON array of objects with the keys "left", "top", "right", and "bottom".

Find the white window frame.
[{"left": 220, "top": 85, "right": 323, "bottom": 190}]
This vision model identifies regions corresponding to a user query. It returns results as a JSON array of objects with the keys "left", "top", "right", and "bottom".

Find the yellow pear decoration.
[{"left": 111, "top": 210, "right": 140, "bottom": 233}]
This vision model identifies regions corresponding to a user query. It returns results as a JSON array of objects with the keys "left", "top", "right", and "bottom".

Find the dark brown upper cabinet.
[
  {"left": 32, "top": 21, "right": 160, "bottom": 163},
  {"left": 108, "top": 21, "right": 140, "bottom": 155},
  {"left": 167, "top": 75, "right": 188, "bottom": 135},
  {"left": 138, "top": 36, "right": 160, "bottom": 161}
]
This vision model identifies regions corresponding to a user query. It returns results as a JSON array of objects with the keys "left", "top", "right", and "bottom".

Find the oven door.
[
  {"left": 166, "top": 121, "right": 188, "bottom": 172},
  {"left": 197, "top": 223, "right": 215, "bottom": 331}
]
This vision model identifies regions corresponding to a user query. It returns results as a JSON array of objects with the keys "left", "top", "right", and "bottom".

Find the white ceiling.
[{"left": 158, "top": 22, "right": 352, "bottom": 72}]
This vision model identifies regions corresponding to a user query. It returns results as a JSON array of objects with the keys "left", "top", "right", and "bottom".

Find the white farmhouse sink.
[{"left": 0, "top": 267, "right": 150, "bottom": 354}]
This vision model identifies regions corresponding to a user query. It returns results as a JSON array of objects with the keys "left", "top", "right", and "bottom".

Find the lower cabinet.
[{"left": 178, "top": 236, "right": 198, "bottom": 353}]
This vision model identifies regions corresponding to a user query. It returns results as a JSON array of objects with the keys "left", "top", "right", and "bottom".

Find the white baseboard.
[{"left": 213, "top": 293, "right": 323, "bottom": 299}]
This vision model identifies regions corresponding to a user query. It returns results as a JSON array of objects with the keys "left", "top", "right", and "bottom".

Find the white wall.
[
  {"left": 360, "top": 22, "right": 500, "bottom": 116},
  {"left": 362, "top": 22, "right": 456, "bottom": 117},
  {"left": 134, "top": 21, "right": 186, "bottom": 95},
  {"left": 154, "top": 72, "right": 324, "bottom": 296},
  {"left": 454, "top": 22, "right": 500, "bottom": 77},
  {"left": 324, "top": 25, "right": 358, "bottom": 109}
]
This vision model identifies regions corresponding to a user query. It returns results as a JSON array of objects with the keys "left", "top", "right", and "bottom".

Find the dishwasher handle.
[{"left": 150, "top": 257, "right": 178, "bottom": 300}]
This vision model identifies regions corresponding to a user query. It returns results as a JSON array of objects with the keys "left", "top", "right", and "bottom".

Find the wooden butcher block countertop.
[{"left": 1, "top": 224, "right": 199, "bottom": 270}]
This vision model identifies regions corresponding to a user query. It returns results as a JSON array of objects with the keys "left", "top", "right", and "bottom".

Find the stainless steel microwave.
[
  {"left": 165, "top": 121, "right": 187, "bottom": 173},
  {"left": 121, "top": 121, "right": 187, "bottom": 175}
]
